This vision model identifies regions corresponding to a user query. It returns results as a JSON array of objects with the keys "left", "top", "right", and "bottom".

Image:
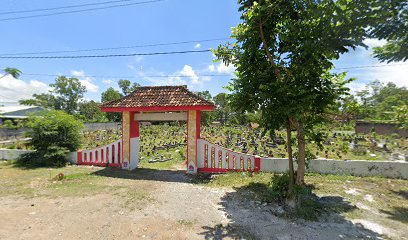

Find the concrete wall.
[
  {"left": 83, "top": 122, "right": 121, "bottom": 132},
  {"left": 0, "top": 149, "right": 33, "bottom": 160},
  {"left": 0, "top": 128, "right": 29, "bottom": 140},
  {"left": 0, "top": 149, "right": 78, "bottom": 163},
  {"left": 0, "top": 122, "right": 122, "bottom": 140},
  {"left": 355, "top": 121, "right": 408, "bottom": 138},
  {"left": 261, "top": 158, "right": 408, "bottom": 179}
]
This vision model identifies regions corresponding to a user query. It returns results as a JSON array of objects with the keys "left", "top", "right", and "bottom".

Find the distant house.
[{"left": 0, "top": 105, "right": 44, "bottom": 123}]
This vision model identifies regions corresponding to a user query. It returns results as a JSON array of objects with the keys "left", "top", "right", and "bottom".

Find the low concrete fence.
[
  {"left": 261, "top": 158, "right": 408, "bottom": 179},
  {"left": 0, "top": 149, "right": 78, "bottom": 162},
  {"left": 0, "top": 149, "right": 33, "bottom": 160},
  {"left": 0, "top": 122, "right": 121, "bottom": 140}
]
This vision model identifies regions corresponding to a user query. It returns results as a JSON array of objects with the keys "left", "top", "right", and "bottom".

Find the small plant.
[{"left": 16, "top": 111, "right": 84, "bottom": 167}]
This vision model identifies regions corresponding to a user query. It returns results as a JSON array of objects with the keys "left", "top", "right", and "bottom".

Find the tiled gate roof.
[{"left": 101, "top": 85, "right": 214, "bottom": 111}]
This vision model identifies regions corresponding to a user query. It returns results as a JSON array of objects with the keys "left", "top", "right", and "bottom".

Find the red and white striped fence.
[
  {"left": 77, "top": 139, "right": 122, "bottom": 168},
  {"left": 197, "top": 138, "right": 260, "bottom": 173}
]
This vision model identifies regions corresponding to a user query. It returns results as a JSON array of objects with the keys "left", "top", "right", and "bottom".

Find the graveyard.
[{"left": 79, "top": 123, "right": 408, "bottom": 167}]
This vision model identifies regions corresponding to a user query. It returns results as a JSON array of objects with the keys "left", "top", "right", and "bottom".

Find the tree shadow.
[
  {"left": 390, "top": 190, "right": 408, "bottom": 200},
  {"left": 381, "top": 207, "right": 408, "bottom": 224},
  {"left": 199, "top": 182, "right": 384, "bottom": 240},
  {"left": 92, "top": 167, "right": 192, "bottom": 183},
  {"left": 199, "top": 224, "right": 248, "bottom": 240}
]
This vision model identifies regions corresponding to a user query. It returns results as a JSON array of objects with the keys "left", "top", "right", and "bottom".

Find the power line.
[
  {"left": 0, "top": 0, "right": 165, "bottom": 22},
  {"left": 0, "top": 94, "right": 17, "bottom": 101},
  {"left": 335, "top": 63, "right": 408, "bottom": 70},
  {"left": 0, "top": 49, "right": 212, "bottom": 59},
  {"left": 23, "top": 73, "right": 231, "bottom": 79},
  {"left": 0, "top": 38, "right": 230, "bottom": 56},
  {"left": 0, "top": 0, "right": 149, "bottom": 15}
]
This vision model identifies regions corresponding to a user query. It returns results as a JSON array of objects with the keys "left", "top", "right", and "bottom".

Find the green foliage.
[
  {"left": 19, "top": 76, "right": 86, "bottom": 115},
  {"left": 118, "top": 79, "right": 140, "bottom": 95},
  {"left": 394, "top": 104, "right": 408, "bottom": 129},
  {"left": 101, "top": 87, "right": 122, "bottom": 122},
  {"left": 2, "top": 67, "right": 22, "bottom": 79},
  {"left": 215, "top": 0, "right": 371, "bottom": 185},
  {"left": 17, "top": 111, "right": 84, "bottom": 167},
  {"left": 371, "top": 1, "right": 408, "bottom": 62},
  {"left": 1, "top": 120, "right": 15, "bottom": 128},
  {"left": 78, "top": 100, "right": 106, "bottom": 122},
  {"left": 357, "top": 81, "right": 408, "bottom": 120}
]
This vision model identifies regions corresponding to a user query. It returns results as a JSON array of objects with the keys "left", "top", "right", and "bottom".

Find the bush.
[
  {"left": 17, "top": 111, "right": 84, "bottom": 167},
  {"left": 270, "top": 173, "right": 312, "bottom": 201}
]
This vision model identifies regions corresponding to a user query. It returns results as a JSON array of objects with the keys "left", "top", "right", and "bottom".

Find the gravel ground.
[{"left": 0, "top": 167, "right": 395, "bottom": 240}]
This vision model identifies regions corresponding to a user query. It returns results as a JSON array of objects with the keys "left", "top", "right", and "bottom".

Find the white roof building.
[{"left": 0, "top": 105, "right": 44, "bottom": 119}]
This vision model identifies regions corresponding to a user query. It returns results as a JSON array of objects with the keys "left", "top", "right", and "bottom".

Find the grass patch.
[
  {"left": 139, "top": 147, "right": 186, "bottom": 170},
  {"left": 0, "top": 162, "right": 116, "bottom": 198},
  {"left": 177, "top": 219, "right": 196, "bottom": 227},
  {"left": 200, "top": 171, "right": 408, "bottom": 222}
]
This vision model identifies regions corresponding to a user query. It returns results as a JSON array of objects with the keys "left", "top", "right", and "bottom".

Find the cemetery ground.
[{"left": 1, "top": 158, "right": 407, "bottom": 239}]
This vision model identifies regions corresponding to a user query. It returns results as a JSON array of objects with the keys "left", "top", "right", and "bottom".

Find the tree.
[
  {"left": 18, "top": 111, "right": 84, "bottom": 167},
  {"left": 1, "top": 67, "right": 22, "bottom": 79},
  {"left": 214, "top": 93, "right": 231, "bottom": 125},
  {"left": 118, "top": 79, "right": 140, "bottom": 95},
  {"left": 195, "top": 91, "right": 215, "bottom": 125},
  {"left": 195, "top": 90, "right": 212, "bottom": 101},
  {"left": 50, "top": 76, "right": 86, "bottom": 114},
  {"left": 394, "top": 105, "right": 408, "bottom": 129},
  {"left": 101, "top": 87, "right": 122, "bottom": 122},
  {"left": 214, "top": 0, "right": 373, "bottom": 194},
  {"left": 355, "top": 81, "right": 408, "bottom": 120},
  {"left": 78, "top": 100, "right": 106, "bottom": 122},
  {"left": 20, "top": 76, "right": 86, "bottom": 115},
  {"left": 371, "top": 1, "right": 407, "bottom": 62}
]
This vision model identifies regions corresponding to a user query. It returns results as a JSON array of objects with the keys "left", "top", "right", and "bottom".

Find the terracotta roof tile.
[{"left": 101, "top": 85, "right": 214, "bottom": 109}]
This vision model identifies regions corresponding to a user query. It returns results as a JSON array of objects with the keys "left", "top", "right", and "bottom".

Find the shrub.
[
  {"left": 17, "top": 111, "right": 84, "bottom": 167},
  {"left": 270, "top": 173, "right": 312, "bottom": 201}
]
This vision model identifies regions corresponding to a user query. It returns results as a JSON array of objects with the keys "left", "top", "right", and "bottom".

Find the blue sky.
[{"left": 0, "top": 0, "right": 407, "bottom": 103}]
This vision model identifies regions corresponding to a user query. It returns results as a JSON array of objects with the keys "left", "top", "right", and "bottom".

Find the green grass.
[
  {"left": 199, "top": 171, "right": 408, "bottom": 223},
  {"left": 139, "top": 146, "right": 186, "bottom": 170},
  {"left": 0, "top": 161, "right": 149, "bottom": 200}
]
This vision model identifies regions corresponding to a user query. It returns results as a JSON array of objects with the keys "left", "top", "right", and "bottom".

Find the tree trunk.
[
  {"left": 286, "top": 124, "right": 295, "bottom": 194},
  {"left": 296, "top": 120, "right": 306, "bottom": 186}
]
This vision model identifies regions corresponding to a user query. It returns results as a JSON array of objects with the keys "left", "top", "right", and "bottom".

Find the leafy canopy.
[{"left": 18, "top": 111, "right": 84, "bottom": 167}]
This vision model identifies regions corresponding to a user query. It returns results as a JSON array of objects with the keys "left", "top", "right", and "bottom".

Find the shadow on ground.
[
  {"left": 381, "top": 207, "right": 408, "bottom": 224},
  {"left": 198, "top": 182, "right": 384, "bottom": 240},
  {"left": 92, "top": 166, "right": 191, "bottom": 183},
  {"left": 391, "top": 190, "right": 408, "bottom": 200}
]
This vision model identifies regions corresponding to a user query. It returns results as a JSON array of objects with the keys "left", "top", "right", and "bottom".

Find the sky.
[{"left": 0, "top": 0, "right": 407, "bottom": 104}]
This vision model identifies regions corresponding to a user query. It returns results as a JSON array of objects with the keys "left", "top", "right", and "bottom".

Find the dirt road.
[{"left": 1, "top": 166, "right": 392, "bottom": 240}]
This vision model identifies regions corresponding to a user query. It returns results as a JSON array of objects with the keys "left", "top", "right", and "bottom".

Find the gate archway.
[{"left": 100, "top": 85, "right": 215, "bottom": 174}]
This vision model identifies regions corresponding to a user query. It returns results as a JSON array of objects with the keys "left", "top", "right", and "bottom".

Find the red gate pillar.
[
  {"left": 187, "top": 110, "right": 201, "bottom": 174},
  {"left": 122, "top": 111, "right": 140, "bottom": 170},
  {"left": 122, "top": 111, "right": 131, "bottom": 169}
]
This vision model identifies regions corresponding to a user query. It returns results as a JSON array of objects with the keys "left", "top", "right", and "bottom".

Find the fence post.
[{"left": 254, "top": 157, "right": 261, "bottom": 172}]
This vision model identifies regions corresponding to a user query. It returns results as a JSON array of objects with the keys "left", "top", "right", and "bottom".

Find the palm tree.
[{"left": 0, "top": 67, "right": 22, "bottom": 79}]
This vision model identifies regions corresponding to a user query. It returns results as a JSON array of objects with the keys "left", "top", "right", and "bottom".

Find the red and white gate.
[
  {"left": 197, "top": 138, "right": 260, "bottom": 173},
  {"left": 76, "top": 140, "right": 122, "bottom": 168}
]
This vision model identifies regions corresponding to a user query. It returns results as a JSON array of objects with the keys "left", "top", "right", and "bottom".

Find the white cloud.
[
  {"left": 179, "top": 65, "right": 199, "bottom": 84},
  {"left": 102, "top": 79, "right": 114, "bottom": 85},
  {"left": 208, "top": 62, "right": 235, "bottom": 74},
  {"left": 0, "top": 75, "right": 48, "bottom": 102},
  {"left": 368, "top": 63, "right": 408, "bottom": 88},
  {"left": 136, "top": 64, "right": 211, "bottom": 88},
  {"left": 138, "top": 71, "right": 187, "bottom": 86},
  {"left": 70, "top": 70, "right": 99, "bottom": 93},
  {"left": 363, "top": 38, "right": 387, "bottom": 48},
  {"left": 194, "top": 43, "right": 201, "bottom": 49}
]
